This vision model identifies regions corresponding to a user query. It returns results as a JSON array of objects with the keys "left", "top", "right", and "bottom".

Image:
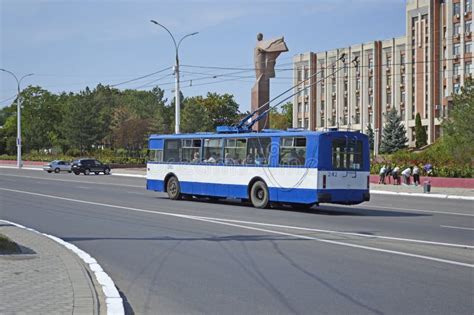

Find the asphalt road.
[{"left": 1, "top": 168, "right": 473, "bottom": 315}]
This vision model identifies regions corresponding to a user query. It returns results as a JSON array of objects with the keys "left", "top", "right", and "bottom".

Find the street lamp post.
[
  {"left": 0, "top": 69, "right": 33, "bottom": 168},
  {"left": 150, "top": 20, "right": 198, "bottom": 134}
]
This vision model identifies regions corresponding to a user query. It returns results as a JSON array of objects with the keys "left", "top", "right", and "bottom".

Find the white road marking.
[
  {"left": 1, "top": 187, "right": 473, "bottom": 269},
  {"left": 441, "top": 225, "right": 474, "bottom": 231},
  {"left": 352, "top": 204, "right": 474, "bottom": 217},
  {"left": 187, "top": 216, "right": 474, "bottom": 249},
  {"left": 0, "top": 173, "right": 143, "bottom": 188}
]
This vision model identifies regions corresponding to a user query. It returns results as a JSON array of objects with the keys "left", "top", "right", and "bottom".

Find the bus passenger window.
[
  {"left": 182, "top": 139, "right": 201, "bottom": 163},
  {"left": 148, "top": 150, "right": 163, "bottom": 162},
  {"left": 279, "top": 137, "right": 306, "bottom": 166},
  {"left": 224, "top": 138, "right": 246, "bottom": 164},
  {"left": 164, "top": 140, "right": 181, "bottom": 163},
  {"left": 332, "top": 139, "right": 363, "bottom": 170},
  {"left": 246, "top": 138, "right": 271, "bottom": 165},
  {"left": 203, "top": 139, "right": 223, "bottom": 163}
]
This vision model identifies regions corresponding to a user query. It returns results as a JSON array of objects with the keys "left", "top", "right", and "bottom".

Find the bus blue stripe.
[{"left": 146, "top": 179, "right": 368, "bottom": 204}]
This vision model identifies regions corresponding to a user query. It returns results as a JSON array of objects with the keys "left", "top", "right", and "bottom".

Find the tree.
[
  {"left": 201, "top": 93, "right": 240, "bottom": 130},
  {"left": 366, "top": 123, "right": 374, "bottom": 151},
  {"left": 61, "top": 88, "right": 103, "bottom": 153},
  {"left": 414, "top": 113, "right": 427, "bottom": 148},
  {"left": 270, "top": 102, "right": 293, "bottom": 129},
  {"left": 20, "top": 86, "right": 62, "bottom": 152},
  {"left": 380, "top": 107, "right": 408, "bottom": 154},
  {"left": 181, "top": 96, "right": 211, "bottom": 133},
  {"left": 442, "top": 79, "right": 474, "bottom": 164}
]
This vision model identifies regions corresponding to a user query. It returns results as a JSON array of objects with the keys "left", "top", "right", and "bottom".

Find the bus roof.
[{"left": 149, "top": 129, "right": 365, "bottom": 140}]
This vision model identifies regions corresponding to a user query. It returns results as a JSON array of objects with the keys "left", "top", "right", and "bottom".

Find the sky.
[{"left": 0, "top": 0, "right": 406, "bottom": 112}]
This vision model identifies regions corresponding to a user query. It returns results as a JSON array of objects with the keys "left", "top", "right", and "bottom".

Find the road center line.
[
  {"left": 1, "top": 187, "right": 473, "bottom": 269},
  {"left": 441, "top": 225, "right": 474, "bottom": 231},
  {"left": 0, "top": 173, "right": 143, "bottom": 188}
]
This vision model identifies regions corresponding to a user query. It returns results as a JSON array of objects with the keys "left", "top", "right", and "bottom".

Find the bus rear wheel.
[
  {"left": 167, "top": 176, "right": 182, "bottom": 200},
  {"left": 250, "top": 180, "right": 269, "bottom": 209}
]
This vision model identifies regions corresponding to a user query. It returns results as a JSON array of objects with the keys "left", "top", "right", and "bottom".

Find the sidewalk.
[
  {"left": 0, "top": 221, "right": 123, "bottom": 314},
  {"left": 370, "top": 182, "right": 474, "bottom": 198}
]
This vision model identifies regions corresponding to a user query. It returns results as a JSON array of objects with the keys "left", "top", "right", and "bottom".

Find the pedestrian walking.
[
  {"left": 413, "top": 166, "right": 420, "bottom": 186},
  {"left": 379, "top": 165, "right": 386, "bottom": 184},
  {"left": 401, "top": 167, "right": 411, "bottom": 185},
  {"left": 392, "top": 166, "right": 400, "bottom": 185}
]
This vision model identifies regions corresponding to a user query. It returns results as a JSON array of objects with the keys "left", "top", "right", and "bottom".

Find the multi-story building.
[{"left": 293, "top": 0, "right": 473, "bottom": 151}]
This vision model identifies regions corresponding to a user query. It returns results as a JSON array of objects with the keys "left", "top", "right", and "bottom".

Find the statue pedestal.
[{"left": 251, "top": 77, "right": 270, "bottom": 131}]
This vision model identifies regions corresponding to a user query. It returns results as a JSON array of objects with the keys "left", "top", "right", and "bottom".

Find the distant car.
[
  {"left": 71, "top": 158, "right": 111, "bottom": 175},
  {"left": 43, "top": 160, "right": 72, "bottom": 173}
]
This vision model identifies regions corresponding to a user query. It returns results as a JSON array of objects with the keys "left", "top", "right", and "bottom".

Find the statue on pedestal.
[{"left": 251, "top": 33, "right": 288, "bottom": 131}]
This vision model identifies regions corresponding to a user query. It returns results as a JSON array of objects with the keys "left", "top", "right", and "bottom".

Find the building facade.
[{"left": 293, "top": 0, "right": 473, "bottom": 151}]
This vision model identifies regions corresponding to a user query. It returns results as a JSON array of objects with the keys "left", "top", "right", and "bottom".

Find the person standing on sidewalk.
[
  {"left": 392, "top": 166, "right": 400, "bottom": 185},
  {"left": 379, "top": 165, "right": 387, "bottom": 184},
  {"left": 401, "top": 167, "right": 411, "bottom": 185},
  {"left": 385, "top": 164, "right": 393, "bottom": 185},
  {"left": 413, "top": 166, "right": 420, "bottom": 186}
]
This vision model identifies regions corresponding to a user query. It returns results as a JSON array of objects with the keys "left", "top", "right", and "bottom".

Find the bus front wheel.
[
  {"left": 167, "top": 176, "right": 182, "bottom": 200},
  {"left": 250, "top": 180, "right": 269, "bottom": 209}
]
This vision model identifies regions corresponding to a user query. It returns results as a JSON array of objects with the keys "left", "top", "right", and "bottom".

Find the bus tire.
[
  {"left": 250, "top": 180, "right": 269, "bottom": 209},
  {"left": 166, "top": 176, "right": 182, "bottom": 200}
]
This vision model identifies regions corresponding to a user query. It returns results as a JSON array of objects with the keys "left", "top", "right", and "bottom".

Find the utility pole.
[
  {"left": 0, "top": 69, "right": 33, "bottom": 168},
  {"left": 150, "top": 20, "right": 198, "bottom": 134}
]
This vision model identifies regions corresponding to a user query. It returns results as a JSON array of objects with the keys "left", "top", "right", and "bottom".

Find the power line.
[{"left": 110, "top": 66, "right": 172, "bottom": 87}]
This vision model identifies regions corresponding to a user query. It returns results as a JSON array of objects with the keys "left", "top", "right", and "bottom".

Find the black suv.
[{"left": 71, "top": 159, "right": 111, "bottom": 175}]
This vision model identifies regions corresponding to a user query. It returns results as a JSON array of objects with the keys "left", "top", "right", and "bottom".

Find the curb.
[
  {"left": 0, "top": 220, "right": 125, "bottom": 315},
  {"left": 370, "top": 190, "right": 474, "bottom": 201}
]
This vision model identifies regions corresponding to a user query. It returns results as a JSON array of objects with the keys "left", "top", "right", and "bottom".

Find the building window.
[
  {"left": 401, "top": 91, "right": 406, "bottom": 102},
  {"left": 304, "top": 102, "right": 309, "bottom": 112},
  {"left": 401, "top": 74, "right": 405, "bottom": 84},
  {"left": 369, "top": 94, "right": 374, "bottom": 106},
  {"left": 320, "top": 115, "right": 324, "bottom": 126},
  {"left": 304, "top": 68, "right": 309, "bottom": 80},
  {"left": 387, "top": 75, "right": 392, "bottom": 86},
  {"left": 304, "top": 118, "right": 309, "bottom": 130},
  {"left": 386, "top": 55, "right": 392, "bottom": 67},
  {"left": 369, "top": 78, "right": 373, "bottom": 89},
  {"left": 356, "top": 78, "right": 361, "bottom": 90},
  {"left": 386, "top": 92, "right": 392, "bottom": 104},
  {"left": 466, "top": 0, "right": 472, "bottom": 13},
  {"left": 356, "top": 95, "right": 360, "bottom": 106},
  {"left": 400, "top": 53, "right": 405, "bottom": 65},
  {"left": 368, "top": 56, "right": 373, "bottom": 69},
  {"left": 465, "top": 42, "right": 472, "bottom": 53},
  {"left": 297, "top": 67, "right": 302, "bottom": 81},
  {"left": 298, "top": 118, "right": 303, "bottom": 127},
  {"left": 465, "top": 62, "right": 473, "bottom": 74},
  {"left": 321, "top": 83, "right": 325, "bottom": 94},
  {"left": 454, "top": 63, "right": 460, "bottom": 76},
  {"left": 454, "top": 83, "right": 461, "bottom": 94},
  {"left": 444, "top": 85, "right": 448, "bottom": 97},
  {"left": 454, "top": 3, "right": 461, "bottom": 15},
  {"left": 297, "top": 102, "right": 302, "bottom": 113},
  {"left": 320, "top": 66, "right": 325, "bottom": 78},
  {"left": 454, "top": 23, "right": 461, "bottom": 35},
  {"left": 332, "top": 82, "right": 336, "bottom": 93},
  {"left": 454, "top": 44, "right": 461, "bottom": 55},
  {"left": 466, "top": 21, "right": 472, "bottom": 33},
  {"left": 355, "top": 112, "right": 360, "bottom": 124},
  {"left": 320, "top": 100, "right": 325, "bottom": 110}
]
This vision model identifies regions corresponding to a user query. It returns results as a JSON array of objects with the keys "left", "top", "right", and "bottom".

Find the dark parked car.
[{"left": 71, "top": 159, "right": 111, "bottom": 175}]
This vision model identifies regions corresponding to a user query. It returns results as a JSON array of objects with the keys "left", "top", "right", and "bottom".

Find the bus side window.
[
  {"left": 182, "top": 139, "right": 201, "bottom": 163},
  {"left": 332, "top": 139, "right": 363, "bottom": 170},
  {"left": 148, "top": 149, "right": 163, "bottom": 162},
  {"left": 164, "top": 140, "right": 181, "bottom": 163},
  {"left": 279, "top": 137, "right": 306, "bottom": 166},
  {"left": 246, "top": 138, "right": 271, "bottom": 165},
  {"left": 203, "top": 139, "right": 223, "bottom": 163},
  {"left": 224, "top": 138, "right": 246, "bottom": 164}
]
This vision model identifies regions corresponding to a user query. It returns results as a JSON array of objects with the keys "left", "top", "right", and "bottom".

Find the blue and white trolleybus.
[{"left": 146, "top": 128, "right": 370, "bottom": 209}]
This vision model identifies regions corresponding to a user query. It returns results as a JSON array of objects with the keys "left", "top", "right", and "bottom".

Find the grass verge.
[{"left": 0, "top": 233, "right": 21, "bottom": 254}]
